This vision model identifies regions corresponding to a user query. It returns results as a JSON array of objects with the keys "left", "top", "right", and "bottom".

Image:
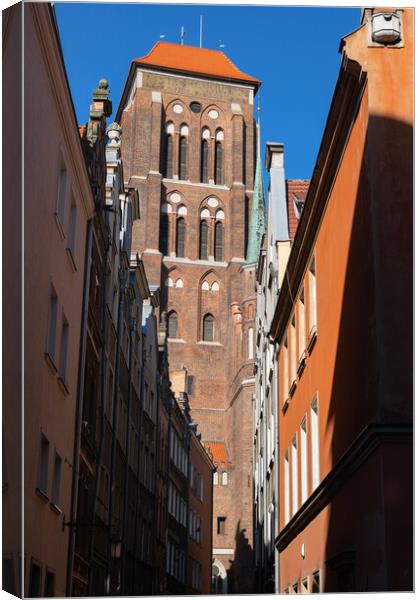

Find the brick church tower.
[{"left": 116, "top": 42, "right": 264, "bottom": 593}]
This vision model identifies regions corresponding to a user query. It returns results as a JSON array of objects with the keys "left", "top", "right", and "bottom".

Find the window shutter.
[
  {"left": 201, "top": 140, "right": 208, "bottom": 182},
  {"left": 214, "top": 222, "right": 224, "bottom": 262},
  {"left": 215, "top": 142, "right": 223, "bottom": 185},
  {"left": 199, "top": 220, "right": 208, "bottom": 260},
  {"left": 176, "top": 218, "right": 185, "bottom": 257},
  {"left": 179, "top": 136, "right": 187, "bottom": 180}
]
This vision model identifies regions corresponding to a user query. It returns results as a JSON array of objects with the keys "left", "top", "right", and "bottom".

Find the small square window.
[{"left": 217, "top": 516, "right": 226, "bottom": 535}]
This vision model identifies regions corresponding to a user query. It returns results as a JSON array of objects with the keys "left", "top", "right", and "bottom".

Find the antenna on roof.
[
  {"left": 219, "top": 40, "right": 225, "bottom": 48},
  {"left": 199, "top": 15, "right": 203, "bottom": 48},
  {"left": 180, "top": 26, "right": 186, "bottom": 45}
]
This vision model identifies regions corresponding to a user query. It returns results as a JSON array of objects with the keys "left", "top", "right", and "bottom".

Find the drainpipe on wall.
[{"left": 66, "top": 217, "right": 93, "bottom": 597}]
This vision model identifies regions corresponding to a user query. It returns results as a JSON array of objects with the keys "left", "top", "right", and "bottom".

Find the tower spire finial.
[{"left": 246, "top": 93, "right": 266, "bottom": 264}]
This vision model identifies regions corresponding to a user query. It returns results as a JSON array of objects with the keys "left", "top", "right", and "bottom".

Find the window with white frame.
[
  {"left": 213, "top": 471, "right": 218, "bottom": 486},
  {"left": 46, "top": 288, "right": 58, "bottom": 364},
  {"left": 310, "top": 395, "right": 320, "bottom": 491},
  {"left": 51, "top": 452, "right": 62, "bottom": 507},
  {"left": 67, "top": 195, "right": 77, "bottom": 261},
  {"left": 298, "top": 287, "right": 306, "bottom": 362},
  {"left": 248, "top": 327, "right": 254, "bottom": 360},
  {"left": 308, "top": 257, "right": 317, "bottom": 339},
  {"left": 284, "top": 450, "right": 290, "bottom": 525},
  {"left": 282, "top": 337, "right": 289, "bottom": 404},
  {"left": 58, "top": 313, "right": 69, "bottom": 385},
  {"left": 221, "top": 471, "right": 228, "bottom": 486},
  {"left": 55, "top": 167, "right": 67, "bottom": 229},
  {"left": 291, "top": 435, "right": 298, "bottom": 515},
  {"left": 290, "top": 315, "right": 297, "bottom": 389},
  {"left": 300, "top": 416, "right": 308, "bottom": 504}
]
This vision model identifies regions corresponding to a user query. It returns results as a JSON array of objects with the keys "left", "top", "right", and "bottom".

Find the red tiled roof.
[
  {"left": 286, "top": 179, "right": 310, "bottom": 241},
  {"left": 205, "top": 441, "right": 229, "bottom": 465},
  {"left": 135, "top": 41, "right": 260, "bottom": 86}
]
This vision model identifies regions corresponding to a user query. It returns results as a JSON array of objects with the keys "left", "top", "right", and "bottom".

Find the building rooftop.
[
  {"left": 134, "top": 41, "right": 260, "bottom": 87},
  {"left": 205, "top": 441, "right": 230, "bottom": 465},
  {"left": 286, "top": 179, "right": 311, "bottom": 241}
]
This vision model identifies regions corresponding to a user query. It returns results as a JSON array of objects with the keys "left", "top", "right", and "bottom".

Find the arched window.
[
  {"left": 214, "top": 221, "right": 224, "bottom": 262},
  {"left": 179, "top": 136, "right": 187, "bottom": 180},
  {"left": 201, "top": 140, "right": 209, "bottom": 183},
  {"left": 168, "top": 311, "right": 178, "bottom": 339},
  {"left": 176, "top": 218, "right": 186, "bottom": 257},
  {"left": 164, "top": 134, "right": 173, "bottom": 178},
  {"left": 159, "top": 214, "right": 169, "bottom": 256},
  {"left": 214, "top": 131, "right": 223, "bottom": 184},
  {"left": 203, "top": 314, "right": 214, "bottom": 342},
  {"left": 200, "top": 220, "right": 208, "bottom": 260},
  {"left": 222, "top": 471, "right": 228, "bottom": 485}
]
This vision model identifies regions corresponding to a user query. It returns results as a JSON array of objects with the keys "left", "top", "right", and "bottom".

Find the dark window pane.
[
  {"left": 199, "top": 220, "right": 208, "bottom": 260},
  {"left": 164, "top": 135, "right": 173, "bottom": 178},
  {"left": 214, "top": 222, "right": 224, "bottom": 262},
  {"left": 200, "top": 140, "right": 208, "bottom": 183},
  {"left": 203, "top": 314, "right": 214, "bottom": 342},
  {"left": 176, "top": 218, "right": 185, "bottom": 258},
  {"left": 159, "top": 214, "right": 169, "bottom": 255},
  {"left": 168, "top": 312, "right": 178, "bottom": 339},
  {"left": 44, "top": 571, "right": 55, "bottom": 597},
  {"left": 215, "top": 141, "right": 223, "bottom": 185},
  {"left": 179, "top": 137, "right": 187, "bottom": 180},
  {"left": 29, "top": 562, "right": 41, "bottom": 598}
]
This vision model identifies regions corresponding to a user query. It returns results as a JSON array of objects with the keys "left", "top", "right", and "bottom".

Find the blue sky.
[{"left": 55, "top": 3, "right": 360, "bottom": 181}]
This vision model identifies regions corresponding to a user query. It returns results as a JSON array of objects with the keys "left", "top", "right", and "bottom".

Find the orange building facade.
[{"left": 271, "top": 8, "right": 413, "bottom": 593}]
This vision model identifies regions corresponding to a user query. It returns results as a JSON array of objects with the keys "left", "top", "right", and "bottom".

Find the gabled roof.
[
  {"left": 286, "top": 179, "right": 310, "bottom": 241},
  {"left": 134, "top": 41, "right": 260, "bottom": 87}
]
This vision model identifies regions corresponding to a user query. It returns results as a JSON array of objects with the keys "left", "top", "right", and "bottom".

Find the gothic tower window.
[
  {"left": 168, "top": 311, "right": 178, "bottom": 339},
  {"left": 160, "top": 214, "right": 169, "bottom": 256},
  {"left": 201, "top": 128, "right": 210, "bottom": 183},
  {"left": 214, "top": 129, "right": 224, "bottom": 185},
  {"left": 176, "top": 217, "right": 186, "bottom": 257},
  {"left": 179, "top": 125, "right": 189, "bottom": 180},
  {"left": 214, "top": 221, "right": 224, "bottom": 262},
  {"left": 164, "top": 122, "right": 174, "bottom": 178},
  {"left": 200, "top": 220, "right": 209, "bottom": 260},
  {"left": 203, "top": 314, "right": 215, "bottom": 342}
]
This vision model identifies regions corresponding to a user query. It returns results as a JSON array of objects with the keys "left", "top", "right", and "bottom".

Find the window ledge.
[
  {"left": 168, "top": 338, "right": 186, "bottom": 344},
  {"left": 66, "top": 248, "right": 77, "bottom": 272},
  {"left": 307, "top": 327, "right": 317, "bottom": 354},
  {"left": 36, "top": 487, "right": 50, "bottom": 503},
  {"left": 297, "top": 353, "right": 307, "bottom": 378},
  {"left": 54, "top": 213, "right": 66, "bottom": 240},
  {"left": 57, "top": 376, "right": 69, "bottom": 396},
  {"left": 197, "top": 341, "right": 222, "bottom": 347},
  {"left": 44, "top": 352, "right": 58, "bottom": 375},
  {"left": 49, "top": 502, "right": 62, "bottom": 515}
]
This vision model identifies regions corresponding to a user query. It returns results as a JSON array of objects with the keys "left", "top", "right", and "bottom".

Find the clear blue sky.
[{"left": 55, "top": 3, "right": 360, "bottom": 181}]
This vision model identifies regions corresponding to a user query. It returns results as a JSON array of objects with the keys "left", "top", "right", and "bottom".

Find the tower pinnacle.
[{"left": 246, "top": 100, "right": 266, "bottom": 264}]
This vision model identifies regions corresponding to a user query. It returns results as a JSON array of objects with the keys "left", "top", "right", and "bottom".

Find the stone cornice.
[
  {"left": 269, "top": 54, "right": 367, "bottom": 343},
  {"left": 29, "top": 4, "right": 94, "bottom": 219},
  {"left": 275, "top": 423, "right": 412, "bottom": 553}
]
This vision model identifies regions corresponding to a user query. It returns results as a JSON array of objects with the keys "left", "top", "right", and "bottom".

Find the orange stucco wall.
[{"left": 276, "top": 8, "right": 412, "bottom": 593}]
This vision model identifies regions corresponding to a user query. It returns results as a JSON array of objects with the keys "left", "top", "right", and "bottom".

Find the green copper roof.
[{"left": 246, "top": 113, "right": 266, "bottom": 264}]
